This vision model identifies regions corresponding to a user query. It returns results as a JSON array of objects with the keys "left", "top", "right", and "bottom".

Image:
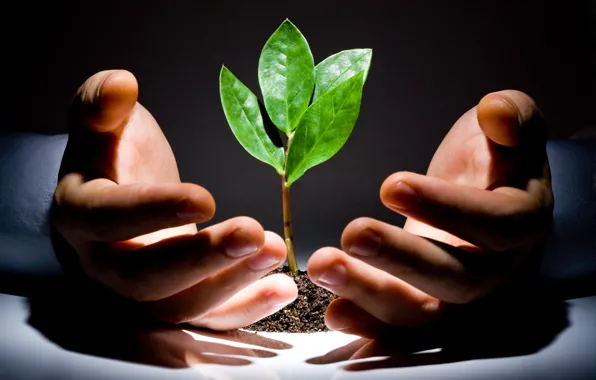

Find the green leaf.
[
  {"left": 258, "top": 19, "right": 315, "bottom": 133},
  {"left": 313, "top": 48, "right": 372, "bottom": 101},
  {"left": 286, "top": 71, "right": 365, "bottom": 185},
  {"left": 219, "top": 66, "right": 285, "bottom": 173}
]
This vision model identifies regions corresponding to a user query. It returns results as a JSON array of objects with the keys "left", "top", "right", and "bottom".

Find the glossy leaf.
[
  {"left": 286, "top": 71, "right": 365, "bottom": 185},
  {"left": 219, "top": 66, "right": 284, "bottom": 173},
  {"left": 314, "top": 49, "right": 372, "bottom": 101},
  {"left": 258, "top": 19, "right": 315, "bottom": 133}
]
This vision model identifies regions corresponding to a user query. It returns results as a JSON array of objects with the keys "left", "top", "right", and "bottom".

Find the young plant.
[{"left": 219, "top": 19, "right": 372, "bottom": 275}]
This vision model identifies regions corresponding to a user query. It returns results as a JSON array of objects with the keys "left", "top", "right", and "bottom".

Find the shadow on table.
[
  {"left": 308, "top": 286, "right": 570, "bottom": 371},
  {"left": 23, "top": 276, "right": 291, "bottom": 369}
]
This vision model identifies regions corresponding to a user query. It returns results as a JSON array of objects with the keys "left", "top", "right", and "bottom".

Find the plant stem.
[
  {"left": 281, "top": 176, "right": 298, "bottom": 274},
  {"left": 282, "top": 131, "right": 298, "bottom": 275}
]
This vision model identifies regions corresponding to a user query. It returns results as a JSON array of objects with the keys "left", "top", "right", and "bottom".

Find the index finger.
[
  {"left": 379, "top": 171, "right": 552, "bottom": 252},
  {"left": 53, "top": 173, "right": 216, "bottom": 242}
]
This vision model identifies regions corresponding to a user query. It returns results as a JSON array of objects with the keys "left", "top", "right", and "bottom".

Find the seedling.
[{"left": 220, "top": 19, "right": 372, "bottom": 275}]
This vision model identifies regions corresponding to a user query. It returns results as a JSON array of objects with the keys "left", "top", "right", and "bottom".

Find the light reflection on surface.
[{"left": 15, "top": 278, "right": 579, "bottom": 379}]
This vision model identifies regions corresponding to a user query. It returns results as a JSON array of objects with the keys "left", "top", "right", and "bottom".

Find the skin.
[
  {"left": 52, "top": 70, "right": 552, "bottom": 334},
  {"left": 307, "top": 90, "right": 554, "bottom": 338},
  {"left": 52, "top": 70, "right": 298, "bottom": 329}
]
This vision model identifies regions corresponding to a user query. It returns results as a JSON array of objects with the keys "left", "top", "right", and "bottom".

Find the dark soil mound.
[{"left": 246, "top": 266, "right": 337, "bottom": 333}]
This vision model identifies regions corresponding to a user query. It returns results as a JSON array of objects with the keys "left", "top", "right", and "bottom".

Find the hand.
[
  {"left": 51, "top": 70, "right": 297, "bottom": 329},
  {"left": 307, "top": 90, "right": 553, "bottom": 337}
]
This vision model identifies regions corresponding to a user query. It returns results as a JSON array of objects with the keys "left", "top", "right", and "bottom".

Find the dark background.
[{"left": 1, "top": 1, "right": 594, "bottom": 263}]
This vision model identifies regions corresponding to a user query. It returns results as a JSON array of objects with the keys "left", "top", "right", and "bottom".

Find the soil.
[{"left": 245, "top": 266, "right": 337, "bottom": 333}]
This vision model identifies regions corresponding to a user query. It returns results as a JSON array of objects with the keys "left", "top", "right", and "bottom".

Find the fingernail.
[
  {"left": 389, "top": 181, "right": 419, "bottom": 209},
  {"left": 224, "top": 229, "right": 259, "bottom": 258},
  {"left": 247, "top": 253, "right": 280, "bottom": 271},
  {"left": 349, "top": 228, "right": 382, "bottom": 257},
  {"left": 267, "top": 292, "right": 291, "bottom": 307},
  {"left": 318, "top": 264, "right": 347, "bottom": 286}
]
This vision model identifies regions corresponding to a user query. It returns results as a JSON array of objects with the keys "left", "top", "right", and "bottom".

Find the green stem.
[
  {"left": 281, "top": 176, "right": 298, "bottom": 274},
  {"left": 282, "top": 132, "right": 298, "bottom": 275}
]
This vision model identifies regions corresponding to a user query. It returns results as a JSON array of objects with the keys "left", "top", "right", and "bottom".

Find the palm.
[
  {"left": 104, "top": 105, "right": 198, "bottom": 246},
  {"left": 404, "top": 107, "right": 519, "bottom": 249},
  {"left": 61, "top": 101, "right": 197, "bottom": 249},
  {"left": 110, "top": 104, "right": 180, "bottom": 185}
]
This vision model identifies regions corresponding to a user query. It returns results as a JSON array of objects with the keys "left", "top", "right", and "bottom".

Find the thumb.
[
  {"left": 70, "top": 70, "right": 138, "bottom": 133},
  {"left": 477, "top": 90, "right": 547, "bottom": 147}
]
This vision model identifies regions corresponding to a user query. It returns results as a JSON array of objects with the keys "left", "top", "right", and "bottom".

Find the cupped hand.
[
  {"left": 52, "top": 70, "right": 297, "bottom": 329},
  {"left": 308, "top": 90, "right": 553, "bottom": 337}
]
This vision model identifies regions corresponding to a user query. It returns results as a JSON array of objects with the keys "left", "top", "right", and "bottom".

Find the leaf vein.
[
  {"left": 318, "top": 51, "right": 369, "bottom": 97},
  {"left": 230, "top": 79, "right": 281, "bottom": 169},
  {"left": 289, "top": 79, "right": 359, "bottom": 180}
]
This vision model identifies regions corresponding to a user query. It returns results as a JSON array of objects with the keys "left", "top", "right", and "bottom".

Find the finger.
[
  {"left": 325, "top": 298, "right": 390, "bottom": 339},
  {"left": 54, "top": 173, "right": 216, "bottom": 241},
  {"left": 379, "top": 172, "right": 552, "bottom": 252},
  {"left": 192, "top": 273, "right": 298, "bottom": 331},
  {"left": 88, "top": 217, "right": 265, "bottom": 302},
  {"left": 477, "top": 90, "right": 546, "bottom": 147},
  {"left": 70, "top": 70, "right": 138, "bottom": 133},
  {"left": 307, "top": 247, "right": 443, "bottom": 325},
  {"left": 148, "top": 231, "right": 294, "bottom": 324},
  {"left": 341, "top": 217, "right": 512, "bottom": 303}
]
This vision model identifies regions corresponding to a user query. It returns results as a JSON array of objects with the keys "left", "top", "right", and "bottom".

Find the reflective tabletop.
[{"left": 1, "top": 280, "right": 596, "bottom": 380}]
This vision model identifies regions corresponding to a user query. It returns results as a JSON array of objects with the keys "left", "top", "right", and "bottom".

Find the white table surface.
[{"left": 1, "top": 292, "right": 595, "bottom": 380}]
